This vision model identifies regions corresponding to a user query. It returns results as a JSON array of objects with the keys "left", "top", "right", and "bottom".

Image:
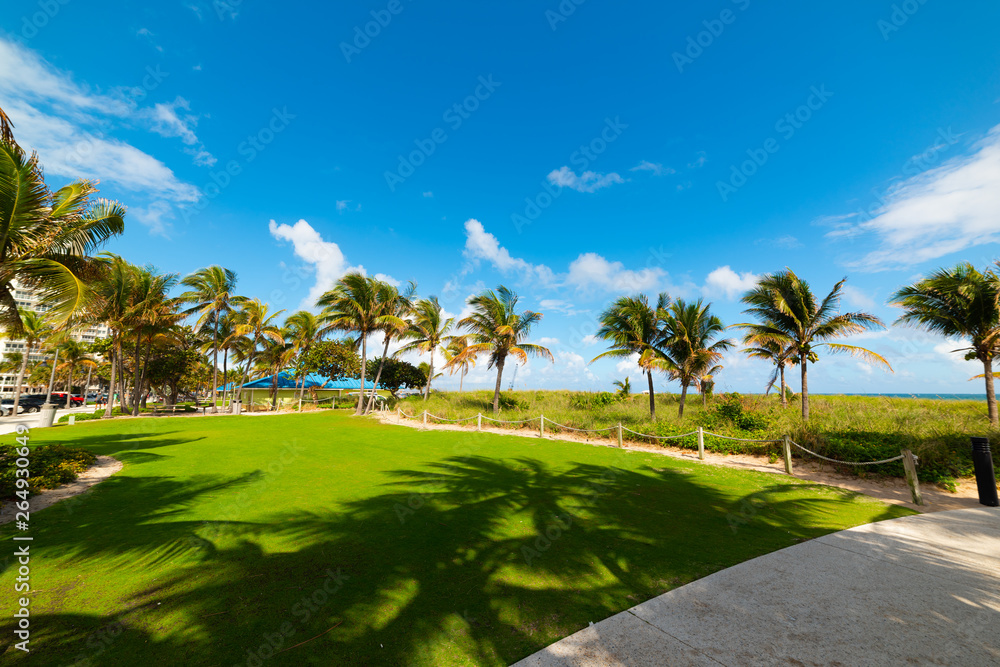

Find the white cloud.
[
  {"left": 580, "top": 334, "right": 600, "bottom": 346},
  {"left": 615, "top": 352, "right": 641, "bottom": 374},
  {"left": 537, "top": 337, "right": 560, "bottom": 346},
  {"left": 631, "top": 161, "right": 674, "bottom": 176},
  {"left": 688, "top": 152, "right": 707, "bottom": 169},
  {"left": 422, "top": 191, "right": 434, "bottom": 198},
  {"left": 268, "top": 219, "right": 363, "bottom": 310},
  {"left": 146, "top": 96, "right": 215, "bottom": 166},
  {"left": 538, "top": 299, "right": 579, "bottom": 316},
  {"left": 462, "top": 219, "right": 556, "bottom": 284},
  {"left": 565, "top": 253, "right": 664, "bottom": 293},
  {"left": 755, "top": 235, "right": 802, "bottom": 249},
  {"left": 703, "top": 266, "right": 759, "bottom": 300},
  {"left": 840, "top": 284, "right": 876, "bottom": 309},
  {"left": 547, "top": 166, "right": 624, "bottom": 193},
  {"left": 832, "top": 124, "right": 1000, "bottom": 270},
  {"left": 130, "top": 200, "right": 174, "bottom": 238}
]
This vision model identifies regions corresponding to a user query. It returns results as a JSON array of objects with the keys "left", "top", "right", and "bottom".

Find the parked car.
[
  {"left": 6, "top": 395, "right": 47, "bottom": 413},
  {"left": 50, "top": 392, "right": 85, "bottom": 407},
  {"left": 0, "top": 400, "right": 23, "bottom": 417}
]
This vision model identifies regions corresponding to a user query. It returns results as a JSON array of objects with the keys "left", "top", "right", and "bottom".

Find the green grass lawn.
[{"left": 0, "top": 413, "right": 913, "bottom": 666}]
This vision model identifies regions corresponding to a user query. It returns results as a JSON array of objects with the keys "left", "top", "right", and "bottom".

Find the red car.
[{"left": 50, "top": 392, "right": 85, "bottom": 407}]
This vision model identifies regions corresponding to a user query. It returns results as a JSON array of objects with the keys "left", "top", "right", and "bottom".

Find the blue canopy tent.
[{"left": 217, "top": 372, "right": 384, "bottom": 410}]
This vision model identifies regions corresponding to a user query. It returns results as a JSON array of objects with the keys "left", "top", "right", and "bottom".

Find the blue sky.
[{"left": 4, "top": 0, "right": 1000, "bottom": 394}]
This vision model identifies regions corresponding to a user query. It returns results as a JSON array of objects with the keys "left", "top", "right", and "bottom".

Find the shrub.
[
  {"left": 709, "top": 393, "right": 773, "bottom": 432},
  {"left": 0, "top": 444, "right": 97, "bottom": 499},
  {"left": 498, "top": 393, "right": 529, "bottom": 412},
  {"left": 571, "top": 392, "right": 617, "bottom": 409}
]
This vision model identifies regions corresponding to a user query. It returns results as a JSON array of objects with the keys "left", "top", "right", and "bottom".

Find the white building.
[{"left": 0, "top": 281, "right": 109, "bottom": 398}]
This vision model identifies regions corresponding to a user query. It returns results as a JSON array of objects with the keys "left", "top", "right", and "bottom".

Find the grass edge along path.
[{"left": 0, "top": 412, "right": 914, "bottom": 666}]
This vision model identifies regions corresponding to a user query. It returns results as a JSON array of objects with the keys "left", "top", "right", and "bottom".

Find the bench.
[{"left": 152, "top": 405, "right": 208, "bottom": 416}]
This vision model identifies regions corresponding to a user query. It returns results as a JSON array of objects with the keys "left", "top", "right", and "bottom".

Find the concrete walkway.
[{"left": 513, "top": 507, "right": 1000, "bottom": 666}]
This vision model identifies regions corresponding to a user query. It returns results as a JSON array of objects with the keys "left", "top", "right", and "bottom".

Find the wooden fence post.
[
  {"left": 422, "top": 410, "right": 427, "bottom": 427},
  {"left": 397, "top": 408, "right": 401, "bottom": 423},
  {"left": 477, "top": 413, "right": 482, "bottom": 431},
  {"left": 539, "top": 414, "right": 545, "bottom": 438},
  {"left": 783, "top": 435, "right": 793, "bottom": 475},
  {"left": 697, "top": 427, "right": 705, "bottom": 460},
  {"left": 902, "top": 449, "right": 923, "bottom": 506},
  {"left": 617, "top": 423, "right": 623, "bottom": 448}
]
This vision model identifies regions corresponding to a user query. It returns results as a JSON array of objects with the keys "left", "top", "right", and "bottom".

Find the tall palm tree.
[
  {"left": 86, "top": 255, "right": 134, "bottom": 418},
  {"left": 284, "top": 310, "right": 324, "bottom": 408},
  {"left": 458, "top": 286, "right": 553, "bottom": 414},
  {"left": 398, "top": 297, "right": 453, "bottom": 401},
  {"left": 365, "top": 281, "right": 416, "bottom": 414},
  {"left": 230, "top": 299, "right": 285, "bottom": 408},
  {"left": 590, "top": 293, "right": 670, "bottom": 420},
  {"left": 256, "top": 337, "right": 295, "bottom": 411},
  {"left": 6, "top": 308, "right": 51, "bottom": 415},
  {"left": 179, "top": 266, "right": 241, "bottom": 413},
  {"left": 443, "top": 334, "right": 477, "bottom": 393},
  {"left": 127, "top": 267, "right": 180, "bottom": 415},
  {"left": 891, "top": 262, "right": 1000, "bottom": 426},
  {"left": 740, "top": 338, "right": 796, "bottom": 408},
  {"left": 56, "top": 339, "right": 97, "bottom": 408},
  {"left": 317, "top": 273, "right": 403, "bottom": 415},
  {"left": 737, "top": 269, "right": 891, "bottom": 421},
  {"left": 652, "top": 299, "right": 733, "bottom": 419},
  {"left": 0, "top": 111, "right": 126, "bottom": 333}
]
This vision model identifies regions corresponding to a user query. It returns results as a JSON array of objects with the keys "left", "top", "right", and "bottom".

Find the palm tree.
[
  {"left": 458, "top": 286, "right": 553, "bottom": 414},
  {"left": 284, "top": 310, "right": 324, "bottom": 409},
  {"left": 230, "top": 299, "right": 285, "bottom": 409},
  {"left": 652, "top": 299, "right": 733, "bottom": 419},
  {"left": 127, "top": 267, "right": 180, "bottom": 415},
  {"left": 590, "top": 293, "right": 670, "bottom": 420},
  {"left": 695, "top": 369, "right": 720, "bottom": 407},
  {"left": 443, "top": 334, "right": 477, "bottom": 392},
  {"left": 179, "top": 266, "right": 241, "bottom": 413},
  {"left": 612, "top": 377, "right": 632, "bottom": 398},
  {"left": 0, "top": 111, "right": 126, "bottom": 333},
  {"left": 398, "top": 297, "right": 453, "bottom": 401},
  {"left": 56, "top": 339, "right": 97, "bottom": 408},
  {"left": 256, "top": 337, "right": 294, "bottom": 411},
  {"left": 891, "top": 262, "right": 1000, "bottom": 427},
  {"left": 6, "top": 308, "right": 51, "bottom": 415},
  {"left": 740, "top": 338, "right": 796, "bottom": 408},
  {"left": 317, "top": 273, "right": 403, "bottom": 415},
  {"left": 737, "top": 269, "right": 891, "bottom": 421},
  {"left": 86, "top": 254, "right": 134, "bottom": 417},
  {"left": 365, "top": 281, "right": 417, "bottom": 414}
]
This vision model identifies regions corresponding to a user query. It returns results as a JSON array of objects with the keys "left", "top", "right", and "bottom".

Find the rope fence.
[{"left": 394, "top": 408, "right": 925, "bottom": 506}]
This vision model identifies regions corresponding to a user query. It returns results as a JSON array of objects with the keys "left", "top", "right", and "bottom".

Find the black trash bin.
[{"left": 971, "top": 437, "right": 1000, "bottom": 507}]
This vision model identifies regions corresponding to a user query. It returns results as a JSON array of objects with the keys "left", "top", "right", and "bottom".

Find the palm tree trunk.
[
  {"left": 646, "top": 370, "right": 656, "bottom": 421},
  {"left": 221, "top": 348, "right": 228, "bottom": 410},
  {"left": 678, "top": 382, "right": 688, "bottom": 419},
  {"left": 779, "top": 364, "right": 787, "bottom": 408},
  {"left": 365, "top": 336, "right": 392, "bottom": 414},
  {"left": 983, "top": 357, "right": 998, "bottom": 427},
  {"left": 11, "top": 343, "right": 29, "bottom": 415},
  {"left": 211, "top": 315, "right": 220, "bottom": 413},
  {"left": 137, "top": 336, "right": 154, "bottom": 408},
  {"left": 44, "top": 348, "right": 59, "bottom": 405},
  {"left": 492, "top": 357, "right": 505, "bottom": 415},
  {"left": 800, "top": 360, "right": 809, "bottom": 421},
  {"left": 65, "top": 363, "right": 75, "bottom": 408},
  {"left": 83, "top": 365, "right": 93, "bottom": 406},
  {"left": 356, "top": 335, "right": 367, "bottom": 415},
  {"left": 701, "top": 388, "right": 707, "bottom": 407},
  {"left": 424, "top": 354, "right": 434, "bottom": 401},
  {"left": 104, "top": 344, "right": 117, "bottom": 418},
  {"left": 131, "top": 331, "right": 143, "bottom": 416},
  {"left": 460, "top": 366, "right": 465, "bottom": 393}
]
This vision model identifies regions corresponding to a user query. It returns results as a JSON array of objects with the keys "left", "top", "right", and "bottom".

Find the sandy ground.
[
  {"left": 376, "top": 412, "right": 986, "bottom": 514},
  {"left": 0, "top": 455, "right": 123, "bottom": 524}
]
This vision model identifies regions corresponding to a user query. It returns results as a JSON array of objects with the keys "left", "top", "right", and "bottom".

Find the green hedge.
[{"left": 0, "top": 444, "right": 97, "bottom": 499}]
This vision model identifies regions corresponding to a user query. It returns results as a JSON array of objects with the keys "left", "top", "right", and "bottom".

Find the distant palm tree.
[
  {"left": 891, "top": 262, "right": 1000, "bottom": 426},
  {"left": 256, "top": 337, "right": 295, "bottom": 410},
  {"left": 365, "top": 281, "right": 416, "bottom": 414},
  {"left": 591, "top": 293, "right": 669, "bottom": 420},
  {"left": 56, "top": 339, "right": 97, "bottom": 408},
  {"left": 398, "top": 297, "right": 453, "bottom": 400},
  {"left": 652, "top": 299, "right": 733, "bottom": 419},
  {"left": 318, "top": 273, "right": 403, "bottom": 415},
  {"left": 85, "top": 254, "right": 135, "bottom": 417},
  {"left": 458, "top": 286, "right": 553, "bottom": 414},
  {"left": 5, "top": 308, "right": 51, "bottom": 415},
  {"left": 179, "top": 266, "right": 241, "bottom": 413},
  {"left": 737, "top": 269, "right": 891, "bottom": 421},
  {"left": 230, "top": 299, "right": 285, "bottom": 408},
  {"left": 0, "top": 114, "right": 126, "bottom": 333},
  {"left": 127, "top": 267, "right": 180, "bottom": 415},
  {"left": 443, "top": 334, "right": 478, "bottom": 392},
  {"left": 613, "top": 377, "right": 632, "bottom": 398},
  {"left": 740, "top": 338, "right": 796, "bottom": 408},
  {"left": 284, "top": 310, "right": 324, "bottom": 408},
  {"left": 695, "top": 370, "right": 719, "bottom": 407}
]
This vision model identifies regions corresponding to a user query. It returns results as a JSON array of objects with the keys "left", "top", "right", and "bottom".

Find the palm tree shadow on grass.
[{"left": 0, "top": 457, "right": 910, "bottom": 666}]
